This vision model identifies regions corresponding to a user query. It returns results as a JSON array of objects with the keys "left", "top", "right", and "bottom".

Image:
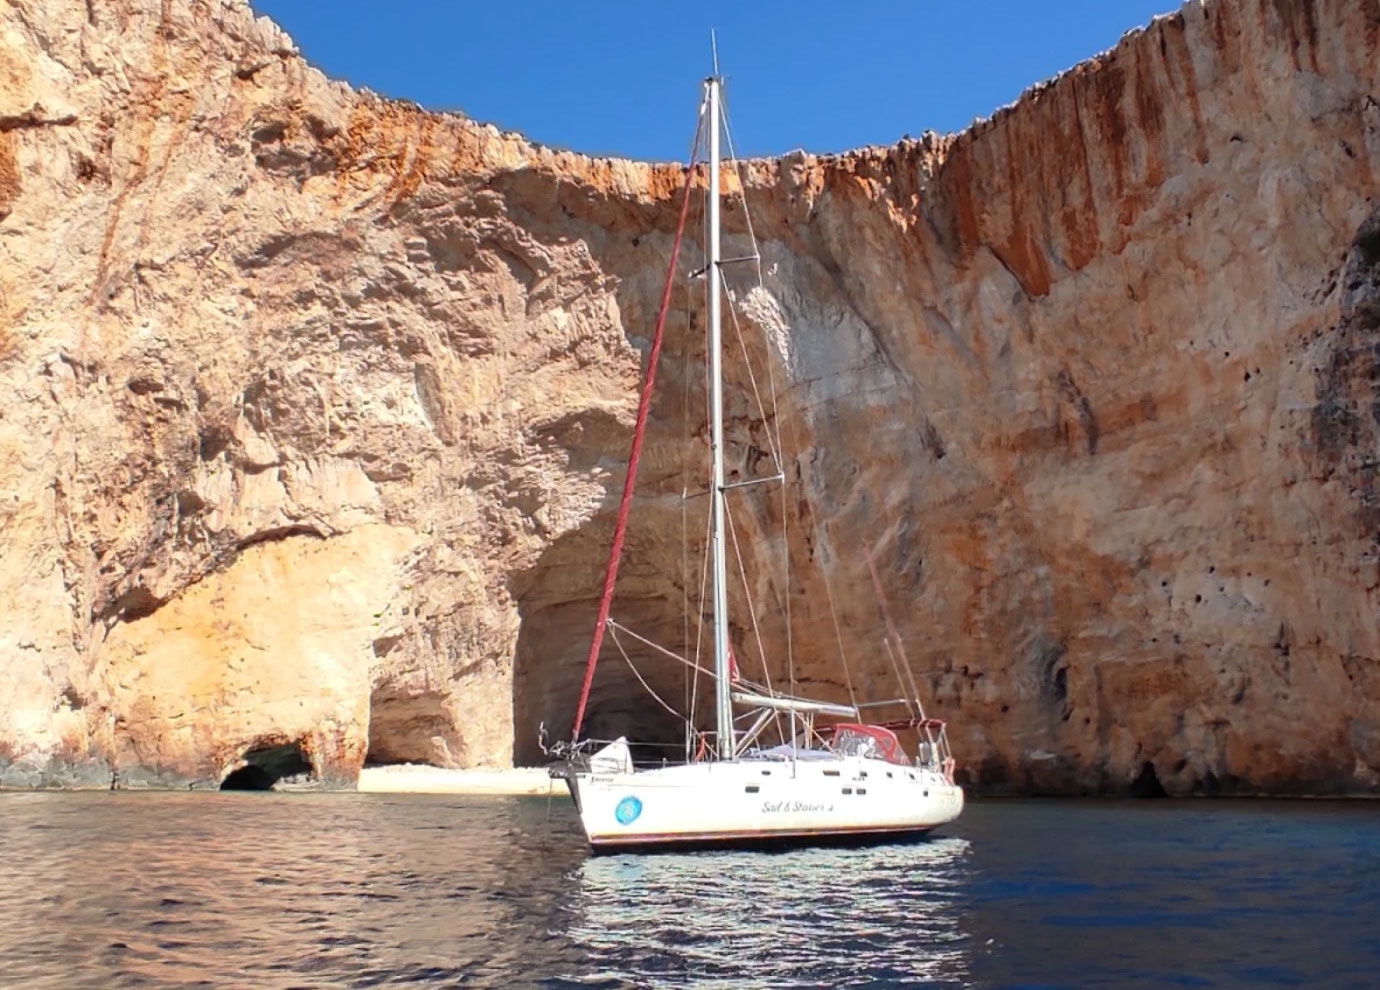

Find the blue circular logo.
[{"left": 614, "top": 795, "right": 643, "bottom": 825}]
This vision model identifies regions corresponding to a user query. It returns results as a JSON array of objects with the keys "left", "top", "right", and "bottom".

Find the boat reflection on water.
[{"left": 558, "top": 836, "right": 975, "bottom": 989}]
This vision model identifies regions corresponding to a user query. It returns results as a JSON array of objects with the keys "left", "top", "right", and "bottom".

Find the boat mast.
[{"left": 706, "top": 72, "right": 735, "bottom": 761}]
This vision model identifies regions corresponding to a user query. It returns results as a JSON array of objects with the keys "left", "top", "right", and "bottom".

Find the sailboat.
[{"left": 548, "top": 63, "right": 964, "bottom": 854}]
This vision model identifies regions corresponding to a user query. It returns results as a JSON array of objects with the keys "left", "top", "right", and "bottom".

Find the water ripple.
[
  {"left": 560, "top": 839, "right": 972, "bottom": 989},
  {"left": 0, "top": 792, "right": 1376, "bottom": 989}
]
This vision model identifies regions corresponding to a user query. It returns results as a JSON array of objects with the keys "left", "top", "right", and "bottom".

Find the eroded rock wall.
[{"left": 1, "top": 0, "right": 1378, "bottom": 793}]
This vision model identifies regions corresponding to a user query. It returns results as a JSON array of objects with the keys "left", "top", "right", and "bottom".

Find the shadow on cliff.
[{"left": 509, "top": 472, "right": 719, "bottom": 767}]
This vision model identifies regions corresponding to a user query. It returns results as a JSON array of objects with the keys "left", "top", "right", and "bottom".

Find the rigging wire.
[
  {"left": 689, "top": 499, "right": 712, "bottom": 744},
  {"left": 792, "top": 448, "right": 862, "bottom": 714},
  {"left": 726, "top": 302, "right": 783, "bottom": 473},
  {"left": 687, "top": 155, "right": 715, "bottom": 756},
  {"left": 724, "top": 499, "right": 787, "bottom": 744},
  {"left": 608, "top": 621, "right": 689, "bottom": 723},
  {"left": 725, "top": 86, "right": 868, "bottom": 722},
  {"left": 570, "top": 100, "right": 705, "bottom": 741},
  {"left": 721, "top": 90, "right": 798, "bottom": 722},
  {"left": 868, "top": 548, "right": 927, "bottom": 718},
  {"left": 680, "top": 155, "right": 705, "bottom": 763},
  {"left": 881, "top": 638, "right": 917, "bottom": 721},
  {"left": 719, "top": 89, "right": 765, "bottom": 286},
  {"left": 723, "top": 291, "right": 798, "bottom": 733},
  {"left": 607, "top": 618, "right": 769, "bottom": 695}
]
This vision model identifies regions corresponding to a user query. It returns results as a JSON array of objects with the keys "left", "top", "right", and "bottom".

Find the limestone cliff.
[{"left": 2, "top": 0, "right": 1378, "bottom": 794}]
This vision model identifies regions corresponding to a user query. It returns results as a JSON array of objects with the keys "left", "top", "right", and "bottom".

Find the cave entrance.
[
  {"left": 578, "top": 692, "right": 694, "bottom": 767},
  {"left": 1128, "top": 760, "right": 1168, "bottom": 798},
  {"left": 219, "top": 742, "right": 313, "bottom": 791},
  {"left": 507, "top": 446, "right": 716, "bottom": 767},
  {"left": 364, "top": 685, "right": 459, "bottom": 767},
  {"left": 511, "top": 598, "right": 698, "bottom": 767}
]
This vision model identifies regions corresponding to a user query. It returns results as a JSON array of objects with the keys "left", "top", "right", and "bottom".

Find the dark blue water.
[{"left": 1, "top": 793, "right": 1376, "bottom": 988}]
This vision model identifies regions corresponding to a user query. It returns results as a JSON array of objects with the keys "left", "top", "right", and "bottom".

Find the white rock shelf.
[{"left": 356, "top": 764, "right": 556, "bottom": 796}]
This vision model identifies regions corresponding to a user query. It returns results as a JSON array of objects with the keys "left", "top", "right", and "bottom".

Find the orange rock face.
[{"left": 2, "top": 0, "right": 1378, "bottom": 793}]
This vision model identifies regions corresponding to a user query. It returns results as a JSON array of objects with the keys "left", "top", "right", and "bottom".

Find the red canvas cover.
[{"left": 830, "top": 723, "right": 908, "bottom": 766}]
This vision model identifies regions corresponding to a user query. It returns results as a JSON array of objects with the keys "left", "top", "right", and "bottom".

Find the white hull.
[{"left": 569, "top": 751, "right": 963, "bottom": 852}]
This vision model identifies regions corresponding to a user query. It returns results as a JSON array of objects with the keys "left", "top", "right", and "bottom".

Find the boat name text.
[{"left": 761, "top": 800, "right": 834, "bottom": 813}]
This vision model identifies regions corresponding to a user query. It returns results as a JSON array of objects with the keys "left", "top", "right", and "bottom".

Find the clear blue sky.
[{"left": 250, "top": 1, "right": 1178, "bottom": 162}]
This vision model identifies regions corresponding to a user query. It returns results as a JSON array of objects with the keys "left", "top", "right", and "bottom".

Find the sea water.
[{"left": 2, "top": 791, "right": 1376, "bottom": 988}]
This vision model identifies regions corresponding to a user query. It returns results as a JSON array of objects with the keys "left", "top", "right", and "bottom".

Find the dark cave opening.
[
  {"left": 1128, "top": 760, "right": 1168, "bottom": 798},
  {"left": 512, "top": 597, "right": 701, "bottom": 767},
  {"left": 515, "top": 657, "right": 697, "bottom": 767},
  {"left": 219, "top": 741, "right": 314, "bottom": 790},
  {"left": 579, "top": 691, "right": 696, "bottom": 767},
  {"left": 510, "top": 535, "right": 710, "bottom": 768},
  {"left": 219, "top": 764, "right": 276, "bottom": 790}
]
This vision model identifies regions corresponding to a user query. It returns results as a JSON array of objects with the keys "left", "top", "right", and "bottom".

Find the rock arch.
[{"left": 219, "top": 740, "right": 314, "bottom": 790}]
